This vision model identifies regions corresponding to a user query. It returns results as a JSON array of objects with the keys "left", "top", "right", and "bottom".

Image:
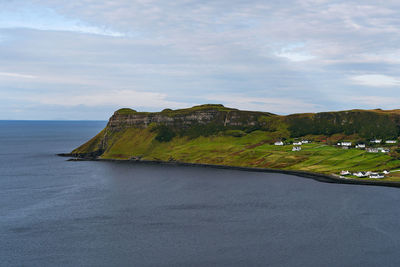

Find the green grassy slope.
[
  {"left": 70, "top": 105, "right": 400, "bottom": 181},
  {"left": 75, "top": 127, "right": 400, "bottom": 178}
]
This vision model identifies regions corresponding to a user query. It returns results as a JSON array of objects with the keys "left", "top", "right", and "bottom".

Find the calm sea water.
[{"left": 2, "top": 121, "right": 400, "bottom": 266}]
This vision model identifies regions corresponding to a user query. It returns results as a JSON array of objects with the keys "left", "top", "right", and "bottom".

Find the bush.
[
  {"left": 224, "top": 130, "right": 246, "bottom": 137},
  {"left": 155, "top": 125, "right": 176, "bottom": 142},
  {"left": 179, "top": 123, "right": 225, "bottom": 139}
]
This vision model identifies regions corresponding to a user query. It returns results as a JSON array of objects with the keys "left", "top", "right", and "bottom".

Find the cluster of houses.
[
  {"left": 336, "top": 139, "right": 397, "bottom": 153},
  {"left": 370, "top": 139, "right": 397, "bottom": 144},
  {"left": 366, "top": 147, "right": 390, "bottom": 153},
  {"left": 274, "top": 140, "right": 311, "bottom": 146},
  {"left": 340, "top": 170, "right": 390, "bottom": 179},
  {"left": 274, "top": 140, "right": 311, "bottom": 152},
  {"left": 273, "top": 138, "right": 397, "bottom": 154}
]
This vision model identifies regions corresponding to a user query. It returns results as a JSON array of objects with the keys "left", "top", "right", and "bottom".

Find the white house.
[
  {"left": 274, "top": 141, "right": 284, "bottom": 146},
  {"left": 353, "top": 172, "right": 368, "bottom": 177},
  {"left": 369, "top": 173, "right": 385, "bottom": 179},
  {"left": 340, "top": 170, "right": 350, "bottom": 176},
  {"left": 375, "top": 147, "right": 390, "bottom": 153},
  {"left": 386, "top": 140, "right": 397, "bottom": 144},
  {"left": 292, "top": 146, "right": 301, "bottom": 151},
  {"left": 293, "top": 142, "right": 302, "bottom": 146},
  {"left": 383, "top": 170, "right": 390, "bottom": 175},
  {"left": 367, "top": 148, "right": 379, "bottom": 153},
  {"left": 338, "top": 142, "right": 352, "bottom": 147},
  {"left": 356, "top": 144, "right": 366, "bottom": 149},
  {"left": 301, "top": 140, "right": 310, "bottom": 144},
  {"left": 371, "top": 139, "right": 382, "bottom": 144}
]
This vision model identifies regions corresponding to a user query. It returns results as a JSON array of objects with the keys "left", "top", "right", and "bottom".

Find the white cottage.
[
  {"left": 274, "top": 141, "right": 284, "bottom": 146},
  {"left": 369, "top": 173, "right": 385, "bottom": 179},
  {"left": 353, "top": 172, "right": 368, "bottom": 177}
]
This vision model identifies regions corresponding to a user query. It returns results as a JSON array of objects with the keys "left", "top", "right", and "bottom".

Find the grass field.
[{"left": 73, "top": 127, "right": 400, "bottom": 181}]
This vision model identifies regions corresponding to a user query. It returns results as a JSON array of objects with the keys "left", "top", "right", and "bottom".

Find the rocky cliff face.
[
  {"left": 68, "top": 104, "right": 275, "bottom": 158},
  {"left": 106, "top": 104, "right": 273, "bottom": 130}
]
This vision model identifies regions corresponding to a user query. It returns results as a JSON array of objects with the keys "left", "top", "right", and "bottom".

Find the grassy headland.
[{"left": 69, "top": 104, "right": 400, "bottom": 182}]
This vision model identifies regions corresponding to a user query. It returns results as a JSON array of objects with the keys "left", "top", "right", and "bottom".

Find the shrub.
[
  {"left": 155, "top": 125, "right": 176, "bottom": 142},
  {"left": 224, "top": 130, "right": 246, "bottom": 137}
]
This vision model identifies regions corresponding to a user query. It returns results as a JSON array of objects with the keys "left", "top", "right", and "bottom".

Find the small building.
[
  {"left": 383, "top": 170, "right": 390, "bottom": 175},
  {"left": 386, "top": 140, "right": 397, "bottom": 144},
  {"left": 293, "top": 142, "right": 302, "bottom": 146},
  {"left": 274, "top": 141, "right": 284, "bottom": 146},
  {"left": 301, "top": 140, "right": 310, "bottom": 144},
  {"left": 353, "top": 171, "right": 368, "bottom": 178},
  {"left": 367, "top": 148, "right": 379, "bottom": 153},
  {"left": 369, "top": 173, "right": 385, "bottom": 179},
  {"left": 375, "top": 147, "right": 390, "bottom": 153},
  {"left": 340, "top": 170, "right": 350, "bottom": 176},
  {"left": 338, "top": 142, "right": 352, "bottom": 147},
  {"left": 292, "top": 146, "right": 301, "bottom": 151},
  {"left": 371, "top": 139, "right": 382, "bottom": 144},
  {"left": 356, "top": 144, "right": 366, "bottom": 149}
]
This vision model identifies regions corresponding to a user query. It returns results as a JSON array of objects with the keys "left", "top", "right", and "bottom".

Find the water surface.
[{"left": 1, "top": 121, "right": 400, "bottom": 266}]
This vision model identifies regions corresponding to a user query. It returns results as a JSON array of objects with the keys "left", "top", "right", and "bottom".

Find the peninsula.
[{"left": 62, "top": 104, "right": 400, "bottom": 184}]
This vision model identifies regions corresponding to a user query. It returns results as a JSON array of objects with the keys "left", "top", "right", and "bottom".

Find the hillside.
[{"left": 67, "top": 104, "right": 400, "bottom": 181}]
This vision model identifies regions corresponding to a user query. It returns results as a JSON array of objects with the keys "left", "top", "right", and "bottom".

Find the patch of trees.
[
  {"left": 287, "top": 111, "right": 399, "bottom": 139},
  {"left": 153, "top": 125, "right": 176, "bottom": 142}
]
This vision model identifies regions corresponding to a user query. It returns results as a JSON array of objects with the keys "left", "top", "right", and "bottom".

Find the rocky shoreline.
[{"left": 58, "top": 153, "right": 400, "bottom": 188}]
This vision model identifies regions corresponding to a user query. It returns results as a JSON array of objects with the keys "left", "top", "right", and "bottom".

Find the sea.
[{"left": 2, "top": 120, "right": 400, "bottom": 266}]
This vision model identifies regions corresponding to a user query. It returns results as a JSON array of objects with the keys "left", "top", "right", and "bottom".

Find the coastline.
[{"left": 57, "top": 153, "right": 400, "bottom": 188}]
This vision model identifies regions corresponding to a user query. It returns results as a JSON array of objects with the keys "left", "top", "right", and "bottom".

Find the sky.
[{"left": 1, "top": 0, "right": 400, "bottom": 120}]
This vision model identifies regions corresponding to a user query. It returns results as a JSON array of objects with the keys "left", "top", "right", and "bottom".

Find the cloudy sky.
[{"left": 1, "top": 0, "right": 400, "bottom": 119}]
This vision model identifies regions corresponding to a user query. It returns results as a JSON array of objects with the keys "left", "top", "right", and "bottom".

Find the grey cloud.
[{"left": 1, "top": 0, "right": 400, "bottom": 119}]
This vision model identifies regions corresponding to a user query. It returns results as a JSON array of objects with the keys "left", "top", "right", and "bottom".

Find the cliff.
[
  {"left": 66, "top": 104, "right": 400, "bottom": 179},
  {"left": 106, "top": 104, "right": 274, "bottom": 129}
]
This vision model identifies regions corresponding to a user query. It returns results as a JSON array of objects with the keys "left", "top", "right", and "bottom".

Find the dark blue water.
[{"left": 2, "top": 121, "right": 400, "bottom": 266}]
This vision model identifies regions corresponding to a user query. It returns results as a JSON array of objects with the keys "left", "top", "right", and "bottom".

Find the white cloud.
[
  {"left": 350, "top": 74, "right": 400, "bottom": 87},
  {"left": 0, "top": 3, "right": 124, "bottom": 37},
  {"left": 0, "top": 72, "right": 36, "bottom": 79},
  {"left": 348, "top": 96, "right": 400, "bottom": 110},
  {"left": 275, "top": 43, "right": 315, "bottom": 62},
  {"left": 205, "top": 94, "right": 320, "bottom": 114},
  {"left": 276, "top": 51, "right": 315, "bottom": 62},
  {"left": 30, "top": 89, "right": 190, "bottom": 109}
]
